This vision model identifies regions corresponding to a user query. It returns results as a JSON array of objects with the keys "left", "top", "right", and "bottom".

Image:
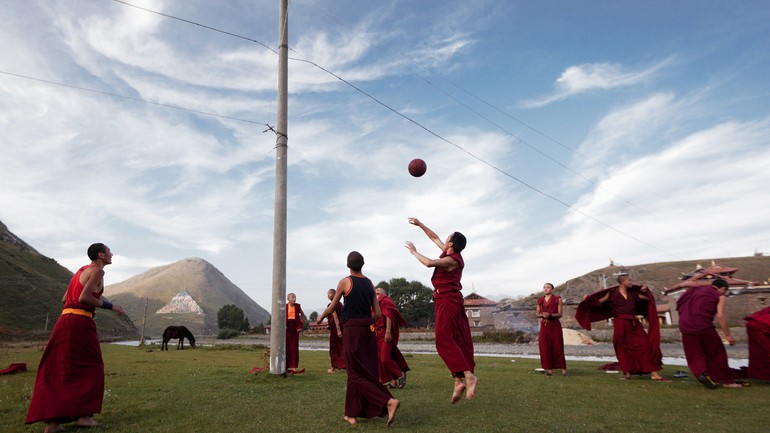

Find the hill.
[
  {"left": 0, "top": 221, "right": 138, "bottom": 340},
  {"left": 501, "top": 255, "right": 770, "bottom": 308},
  {"left": 106, "top": 257, "right": 270, "bottom": 337}
]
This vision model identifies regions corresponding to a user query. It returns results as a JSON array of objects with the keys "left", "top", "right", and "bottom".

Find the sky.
[{"left": 2, "top": 0, "right": 770, "bottom": 316}]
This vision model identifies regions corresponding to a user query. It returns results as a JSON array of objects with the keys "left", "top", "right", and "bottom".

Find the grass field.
[{"left": 1, "top": 343, "right": 767, "bottom": 433}]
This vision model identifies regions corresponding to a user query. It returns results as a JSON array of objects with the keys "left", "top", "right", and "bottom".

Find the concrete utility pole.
[{"left": 269, "top": 0, "right": 289, "bottom": 376}]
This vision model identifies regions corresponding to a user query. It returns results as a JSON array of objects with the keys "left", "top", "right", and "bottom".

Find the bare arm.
[
  {"left": 716, "top": 295, "right": 734, "bottom": 345},
  {"left": 371, "top": 287, "right": 382, "bottom": 323},
  {"left": 318, "top": 279, "right": 347, "bottom": 324},
  {"left": 385, "top": 316, "right": 392, "bottom": 341},
  {"left": 331, "top": 311, "right": 342, "bottom": 336},
  {"left": 404, "top": 241, "right": 458, "bottom": 271},
  {"left": 407, "top": 217, "right": 445, "bottom": 251},
  {"left": 76, "top": 268, "right": 125, "bottom": 314}
]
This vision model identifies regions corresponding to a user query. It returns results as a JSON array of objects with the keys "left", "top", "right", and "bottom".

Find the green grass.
[{"left": 1, "top": 344, "right": 768, "bottom": 433}]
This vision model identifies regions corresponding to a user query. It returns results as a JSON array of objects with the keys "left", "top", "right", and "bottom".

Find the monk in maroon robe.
[
  {"left": 677, "top": 279, "right": 743, "bottom": 388},
  {"left": 745, "top": 305, "right": 770, "bottom": 380},
  {"left": 375, "top": 287, "right": 410, "bottom": 388},
  {"left": 326, "top": 288, "right": 346, "bottom": 373},
  {"left": 317, "top": 251, "right": 399, "bottom": 426},
  {"left": 536, "top": 282, "right": 567, "bottom": 376},
  {"left": 286, "top": 293, "right": 306, "bottom": 372},
  {"left": 576, "top": 275, "right": 669, "bottom": 381},
  {"left": 26, "top": 243, "right": 125, "bottom": 433},
  {"left": 406, "top": 217, "right": 477, "bottom": 404}
]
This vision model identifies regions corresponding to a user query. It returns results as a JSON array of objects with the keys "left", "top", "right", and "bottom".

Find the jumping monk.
[
  {"left": 744, "top": 305, "right": 770, "bottom": 380},
  {"left": 405, "top": 217, "right": 477, "bottom": 403},
  {"left": 286, "top": 292, "right": 306, "bottom": 373},
  {"left": 576, "top": 274, "right": 670, "bottom": 382},
  {"left": 677, "top": 279, "right": 745, "bottom": 388},
  {"left": 375, "top": 286, "right": 410, "bottom": 388},
  {"left": 536, "top": 282, "right": 567, "bottom": 377},
  {"left": 326, "top": 288, "right": 346, "bottom": 373},
  {"left": 317, "top": 251, "right": 399, "bottom": 426},
  {"left": 26, "top": 243, "right": 126, "bottom": 433}
]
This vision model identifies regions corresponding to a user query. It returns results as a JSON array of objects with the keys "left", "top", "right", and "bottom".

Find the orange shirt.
[{"left": 287, "top": 304, "right": 296, "bottom": 320}]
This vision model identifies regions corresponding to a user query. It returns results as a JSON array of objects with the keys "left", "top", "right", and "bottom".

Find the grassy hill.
[
  {"left": 106, "top": 257, "right": 271, "bottom": 338},
  {"left": 0, "top": 222, "right": 137, "bottom": 340},
  {"left": 504, "top": 255, "right": 770, "bottom": 308}
]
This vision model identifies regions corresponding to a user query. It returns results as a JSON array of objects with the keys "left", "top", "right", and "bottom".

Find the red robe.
[
  {"left": 431, "top": 251, "right": 475, "bottom": 377},
  {"left": 286, "top": 303, "right": 305, "bottom": 369},
  {"left": 327, "top": 302, "right": 346, "bottom": 369},
  {"left": 375, "top": 294, "right": 410, "bottom": 383},
  {"left": 677, "top": 285, "right": 734, "bottom": 383},
  {"left": 745, "top": 306, "right": 770, "bottom": 380},
  {"left": 537, "top": 295, "right": 566, "bottom": 370},
  {"left": 26, "top": 265, "right": 105, "bottom": 425},
  {"left": 576, "top": 285, "right": 662, "bottom": 374}
]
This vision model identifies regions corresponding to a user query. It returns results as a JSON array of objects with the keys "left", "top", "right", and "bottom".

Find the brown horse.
[{"left": 161, "top": 326, "right": 196, "bottom": 350}]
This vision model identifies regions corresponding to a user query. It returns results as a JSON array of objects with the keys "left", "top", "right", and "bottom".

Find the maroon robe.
[
  {"left": 576, "top": 285, "right": 662, "bottom": 374},
  {"left": 376, "top": 294, "right": 410, "bottom": 383},
  {"left": 286, "top": 303, "right": 305, "bottom": 369},
  {"left": 327, "top": 301, "right": 346, "bottom": 369},
  {"left": 537, "top": 295, "right": 566, "bottom": 370},
  {"left": 677, "top": 285, "right": 735, "bottom": 383},
  {"left": 342, "top": 276, "right": 393, "bottom": 419},
  {"left": 432, "top": 251, "right": 475, "bottom": 377},
  {"left": 745, "top": 306, "right": 770, "bottom": 380},
  {"left": 26, "top": 265, "right": 105, "bottom": 425}
]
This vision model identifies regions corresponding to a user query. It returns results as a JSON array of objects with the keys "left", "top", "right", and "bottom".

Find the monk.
[
  {"left": 286, "top": 292, "right": 306, "bottom": 373},
  {"left": 536, "top": 282, "right": 567, "bottom": 377},
  {"left": 26, "top": 243, "right": 125, "bottom": 433},
  {"left": 326, "top": 288, "right": 346, "bottom": 373},
  {"left": 744, "top": 306, "right": 770, "bottom": 380},
  {"left": 375, "top": 286, "right": 410, "bottom": 388},
  {"left": 677, "top": 279, "right": 744, "bottom": 388},
  {"left": 405, "top": 217, "right": 477, "bottom": 403},
  {"left": 317, "top": 251, "right": 399, "bottom": 426},
  {"left": 576, "top": 274, "right": 669, "bottom": 381}
]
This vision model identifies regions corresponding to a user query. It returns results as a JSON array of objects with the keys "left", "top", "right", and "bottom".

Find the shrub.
[{"left": 217, "top": 328, "right": 240, "bottom": 339}]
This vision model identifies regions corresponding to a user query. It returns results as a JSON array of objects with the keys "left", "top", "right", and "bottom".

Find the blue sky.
[{"left": 2, "top": 0, "right": 769, "bottom": 315}]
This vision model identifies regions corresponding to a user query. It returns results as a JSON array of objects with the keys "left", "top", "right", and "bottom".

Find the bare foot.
[
  {"left": 386, "top": 398, "right": 400, "bottom": 426},
  {"left": 343, "top": 416, "right": 357, "bottom": 425},
  {"left": 44, "top": 422, "right": 63, "bottom": 433},
  {"left": 327, "top": 368, "right": 335, "bottom": 374},
  {"left": 76, "top": 417, "right": 98, "bottom": 428},
  {"left": 465, "top": 374, "right": 478, "bottom": 400},
  {"left": 723, "top": 383, "right": 743, "bottom": 388},
  {"left": 451, "top": 380, "right": 466, "bottom": 404}
]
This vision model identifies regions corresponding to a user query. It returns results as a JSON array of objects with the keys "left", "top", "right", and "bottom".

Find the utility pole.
[
  {"left": 270, "top": 0, "right": 289, "bottom": 376},
  {"left": 139, "top": 297, "right": 148, "bottom": 345}
]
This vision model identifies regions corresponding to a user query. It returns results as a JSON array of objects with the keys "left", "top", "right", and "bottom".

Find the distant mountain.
[
  {"left": 500, "top": 255, "right": 770, "bottom": 308},
  {"left": 106, "top": 257, "right": 270, "bottom": 337},
  {"left": 0, "top": 221, "right": 138, "bottom": 340}
]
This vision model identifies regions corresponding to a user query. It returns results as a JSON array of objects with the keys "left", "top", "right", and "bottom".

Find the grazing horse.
[{"left": 161, "top": 326, "right": 196, "bottom": 350}]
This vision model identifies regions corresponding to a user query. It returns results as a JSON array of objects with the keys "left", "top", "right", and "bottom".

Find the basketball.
[{"left": 408, "top": 158, "right": 427, "bottom": 177}]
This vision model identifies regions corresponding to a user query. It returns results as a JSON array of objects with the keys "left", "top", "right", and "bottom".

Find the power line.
[{"left": 63, "top": 1, "right": 681, "bottom": 259}]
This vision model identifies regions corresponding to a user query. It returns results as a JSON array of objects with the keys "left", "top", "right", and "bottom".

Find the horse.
[{"left": 161, "top": 326, "right": 196, "bottom": 350}]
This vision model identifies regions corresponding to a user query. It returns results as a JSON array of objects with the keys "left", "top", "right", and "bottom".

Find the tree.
[
  {"left": 375, "top": 278, "right": 434, "bottom": 327},
  {"left": 309, "top": 311, "right": 318, "bottom": 322},
  {"left": 217, "top": 304, "right": 250, "bottom": 332}
]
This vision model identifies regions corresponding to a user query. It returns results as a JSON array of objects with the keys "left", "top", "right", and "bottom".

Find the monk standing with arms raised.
[
  {"left": 26, "top": 243, "right": 125, "bottom": 433},
  {"left": 405, "top": 217, "right": 477, "bottom": 403}
]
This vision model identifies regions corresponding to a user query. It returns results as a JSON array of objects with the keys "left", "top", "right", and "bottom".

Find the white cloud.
[{"left": 522, "top": 59, "right": 672, "bottom": 108}]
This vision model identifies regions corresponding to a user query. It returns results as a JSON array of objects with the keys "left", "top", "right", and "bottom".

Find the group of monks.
[
  {"left": 25, "top": 233, "right": 770, "bottom": 432},
  {"left": 538, "top": 273, "right": 770, "bottom": 388}
]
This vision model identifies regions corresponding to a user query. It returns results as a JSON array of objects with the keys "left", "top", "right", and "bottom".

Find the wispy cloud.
[{"left": 521, "top": 59, "right": 672, "bottom": 108}]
